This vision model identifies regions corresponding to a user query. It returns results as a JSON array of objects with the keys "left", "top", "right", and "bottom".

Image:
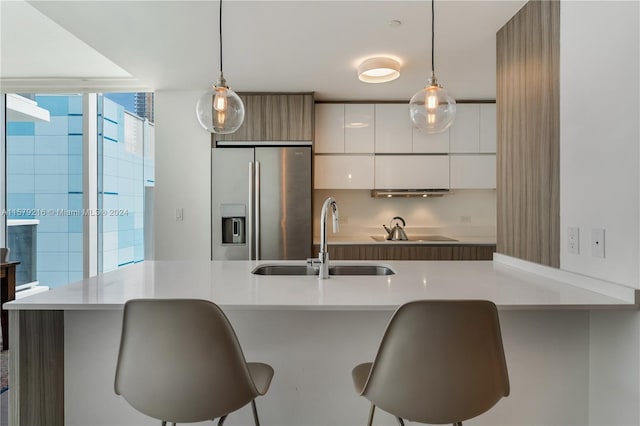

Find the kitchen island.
[{"left": 5, "top": 259, "right": 638, "bottom": 425}]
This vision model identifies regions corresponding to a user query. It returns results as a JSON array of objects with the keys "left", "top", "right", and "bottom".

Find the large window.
[
  {"left": 98, "top": 96, "right": 153, "bottom": 272},
  {"left": 4, "top": 92, "right": 154, "bottom": 290},
  {"left": 6, "top": 94, "right": 83, "bottom": 288}
]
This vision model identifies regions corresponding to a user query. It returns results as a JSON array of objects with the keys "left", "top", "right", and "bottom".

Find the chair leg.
[
  {"left": 367, "top": 404, "right": 376, "bottom": 426},
  {"left": 396, "top": 417, "right": 405, "bottom": 426},
  {"left": 218, "top": 415, "right": 228, "bottom": 426},
  {"left": 251, "top": 399, "right": 261, "bottom": 426},
  {"left": 160, "top": 422, "right": 166, "bottom": 426}
]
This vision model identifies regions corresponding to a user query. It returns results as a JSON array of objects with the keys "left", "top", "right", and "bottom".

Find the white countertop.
[
  {"left": 4, "top": 260, "right": 635, "bottom": 311},
  {"left": 312, "top": 225, "right": 496, "bottom": 245},
  {"left": 314, "top": 235, "right": 496, "bottom": 245}
]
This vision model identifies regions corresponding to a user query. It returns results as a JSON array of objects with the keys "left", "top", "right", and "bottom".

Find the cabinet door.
[
  {"left": 217, "top": 94, "right": 313, "bottom": 142},
  {"left": 216, "top": 94, "right": 264, "bottom": 141},
  {"left": 345, "top": 104, "right": 374, "bottom": 153},
  {"left": 450, "top": 154, "right": 496, "bottom": 189},
  {"left": 412, "top": 128, "right": 450, "bottom": 153},
  {"left": 317, "top": 244, "right": 496, "bottom": 260},
  {"left": 479, "top": 103, "right": 497, "bottom": 153},
  {"left": 285, "top": 94, "right": 313, "bottom": 140},
  {"left": 450, "top": 104, "right": 480, "bottom": 153},
  {"left": 263, "top": 95, "right": 288, "bottom": 141},
  {"left": 314, "top": 155, "right": 374, "bottom": 189},
  {"left": 375, "top": 155, "right": 450, "bottom": 189},
  {"left": 374, "top": 104, "right": 412, "bottom": 153},
  {"left": 315, "top": 104, "right": 345, "bottom": 153}
]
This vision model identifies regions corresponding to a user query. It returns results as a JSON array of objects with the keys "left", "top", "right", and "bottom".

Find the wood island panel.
[
  {"left": 1, "top": 261, "right": 19, "bottom": 350},
  {"left": 9, "top": 310, "right": 64, "bottom": 426}
]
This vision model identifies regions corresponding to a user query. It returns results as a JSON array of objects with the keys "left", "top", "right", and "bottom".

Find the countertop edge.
[{"left": 5, "top": 302, "right": 636, "bottom": 311}]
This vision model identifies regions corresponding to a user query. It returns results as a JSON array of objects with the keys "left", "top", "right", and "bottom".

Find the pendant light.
[
  {"left": 409, "top": 0, "right": 456, "bottom": 133},
  {"left": 196, "top": 0, "right": 245, "bottom": 134}
]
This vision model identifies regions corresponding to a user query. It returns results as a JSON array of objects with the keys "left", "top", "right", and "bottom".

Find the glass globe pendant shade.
[
  {"left": 409, "top": 80, "right": 456, "bottom": 134},
  {"left": 196, "top": 77, "right": 245, "bottom": 134}
]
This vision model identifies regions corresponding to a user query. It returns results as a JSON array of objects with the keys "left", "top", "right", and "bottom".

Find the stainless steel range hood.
[{"left": 370, "top": 189, "right": 450, "bottom": 198}]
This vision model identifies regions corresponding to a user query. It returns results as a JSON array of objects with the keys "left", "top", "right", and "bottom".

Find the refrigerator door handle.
[
  {"left": 255, "top": 161, "right": 261, "bottom": 260},
  {"left": 248, "top": 161, "right": 255, "bottom": 260}
]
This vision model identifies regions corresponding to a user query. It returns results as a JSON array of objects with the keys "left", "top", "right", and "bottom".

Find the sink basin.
[
  {"left": 251, "top": 263, "right": 395, "bottom": 276},
  {"left": 252, "top": 265, "right": 317, "bottom": 276},
  {"left": 330, "top": 265, "right": 395, "bottom": 276}
]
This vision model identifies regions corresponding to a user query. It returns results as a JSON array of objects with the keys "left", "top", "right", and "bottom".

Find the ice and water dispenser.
[{"left": 221, "top": 204, "right": 246, "bottom": 245}]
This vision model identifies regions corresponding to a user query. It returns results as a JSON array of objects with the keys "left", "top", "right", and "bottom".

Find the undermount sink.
[{"left": 251, "top": 263, "right": 395, "bottom": 276}]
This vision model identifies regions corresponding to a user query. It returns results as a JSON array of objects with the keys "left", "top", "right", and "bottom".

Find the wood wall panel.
[{"left": 496, "top": 0, "right": 560, "bottom": 267}]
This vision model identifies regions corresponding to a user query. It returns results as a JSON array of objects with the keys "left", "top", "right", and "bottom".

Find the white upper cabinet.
[
  {"left": 344, "top": 104, "right": 375, "bottom": 153},
  {"left": 479, "top": 103, "right": 497, "bottom": 153},
  {"left": 314, "top": 104, "right": 375, "bottom": 153},
  {"left": 314, "top": 102, "right": 494, "bottom": 189},
  {"left": 450, "top": 104, "right": 480, "bottom": 153},
  {"left": 450, "top": 155, "right": 496, "bottom": 189},
  {"left": 449, "top": 103, "right": 497, "bottom": 153},
  {"left": 314, "top": 155, "right": 374, "bottom": 189},
  {"left": 314, "top": 104, "right": 345, "bottom": 153},
  {"left": 316, "top": 102, "right": 495, "bottom": 155},
  {"left": 412, "top": 128, "right": 450, "bottom": 153},
  {"left": 375, "top": 155, "right": 450, "bottom": 189},
  {"left": 374, "top": 104, "right": 413, "bottom": 153}
]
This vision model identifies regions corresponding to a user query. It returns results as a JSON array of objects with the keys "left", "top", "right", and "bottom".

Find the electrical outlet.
[
  {"left": 592, "top": 228, "right": 605, "bottom": 258},
  {"left": 567, "top": 227, "right": 580, "bottom": 254},
  {"left": 175, "top": 208, "right": 184, "bottom": 221}
]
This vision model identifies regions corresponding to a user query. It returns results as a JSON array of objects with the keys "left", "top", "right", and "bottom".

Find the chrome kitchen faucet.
[{"left": 308, "top": 197, "right": 339, "bottom": 279}]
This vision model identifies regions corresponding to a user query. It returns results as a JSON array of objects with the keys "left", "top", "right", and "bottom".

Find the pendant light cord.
[
  {"left": 219, "top": 0, "right": 223, "bottom": 75},
  {"left": 431, "top": 0, "right": 435, "bottom": 74}
]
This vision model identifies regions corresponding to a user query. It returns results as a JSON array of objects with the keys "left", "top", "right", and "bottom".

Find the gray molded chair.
[
  {"left": 352, "top": 300, "right": 509, "bottom": 426},
  {"left": 115, "top": 299, "right": 274, "bottom": 426}
]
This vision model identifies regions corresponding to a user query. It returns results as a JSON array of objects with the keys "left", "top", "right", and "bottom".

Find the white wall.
[
  {"left": 559, "top": 0, "right": 640, "bottom": 288},
  {"left": 589, "top": 311, "right": 640, "bottom": 426},
  {"left": 313, "top": 189, "right": 496, "bottom": 237},
  {"left": 153, "top": 90, "right": 211, "bottom": 260},
  {"left": 558, "top": 2, "right": 640, "bottom": 425}
]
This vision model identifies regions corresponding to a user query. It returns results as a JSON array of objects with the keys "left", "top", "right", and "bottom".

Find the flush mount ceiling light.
[
  {"left": 409, "top": 0, "right": 456, "bottom": 133},
  {"left": 357, "top": 58, "right": 401, "bottom": 83},
  {"left": 196, "top": 0, "right": 245, "bottom": 134}
]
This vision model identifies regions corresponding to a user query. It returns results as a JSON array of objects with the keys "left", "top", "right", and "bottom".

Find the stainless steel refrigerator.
[{"left": 211, "top": 145, "right": 312, "bottom": 260}]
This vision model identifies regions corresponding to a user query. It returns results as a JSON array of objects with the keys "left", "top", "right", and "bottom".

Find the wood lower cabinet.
[{"left": 312, "top": 245, "right": 496, "bottom": 261}]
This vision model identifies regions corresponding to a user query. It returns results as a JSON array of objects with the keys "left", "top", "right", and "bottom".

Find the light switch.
[{"left": 591, "top": 228, "right": 605, "bottom": 258}]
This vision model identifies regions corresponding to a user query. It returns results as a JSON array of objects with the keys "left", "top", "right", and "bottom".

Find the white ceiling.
[{"left": 1, "top": 0, "right": 527, "bottom": 100}]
